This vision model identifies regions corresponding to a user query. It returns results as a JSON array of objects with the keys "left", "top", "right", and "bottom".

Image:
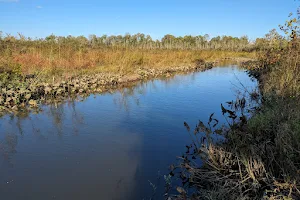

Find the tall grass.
[
  {"left": 0, "top": 47, "right": 255, "bottom": 77},
  {"left": 167, "top": 8, "right": 300, "bottom": 200},
  {"left": 259, "top": 43, "right": 300, "bottom": 97}
]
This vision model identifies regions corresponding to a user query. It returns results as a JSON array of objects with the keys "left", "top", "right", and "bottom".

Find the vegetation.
[
  {"left": 1, "top": 5, "right": 300, "bottom": 199},
  {"left": 0, "top": 31, "right": 261, "bottom": 113},
  {"left": 1, "top": 32, "right": 253, "bottom": 51},
  {"left": 167, "top": 6, "right": 300, "bottom": 200},
  {"left": 1, "top": 0, "right": 300, "bottom": 199},
  {"left": 0, "top": 32, "right": 259, "bottom": 75}
]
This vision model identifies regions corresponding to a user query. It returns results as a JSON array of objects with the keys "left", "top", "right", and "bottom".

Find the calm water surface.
[{"left": 0, "top": 66, "right": 257, "bottom": 200}]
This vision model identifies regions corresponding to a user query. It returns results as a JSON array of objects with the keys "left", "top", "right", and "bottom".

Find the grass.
[
  {"left": 0, "top": 47, "right": 255, "bottom": 113},
  {"left": 0, "top": 48, "right": 255, "bottom": 78},
  {"left": 0, "top": 37, "right": 256, "bottom": 113},
  {"left": 167, "top": 12, "right": 300, "bottom": 200},
  {"left": 168, "top": 96, "right": 300, "bottom": 200}
]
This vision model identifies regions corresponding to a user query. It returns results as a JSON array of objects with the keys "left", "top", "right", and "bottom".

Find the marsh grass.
[
  {"left": 167, "top": 96, "right": 300, "bottom": 200},
  {"left": 0, "top": 48, "right": 255, "bottom": 77},
  {"left": 167, "top": 9, "right": 300, "bottom": 200},
  {"left": 0, "top": 42, "right": 255, "bottom": 113},
  {"left": 0, "top": 31, "right": 256, "bottom": 113}
]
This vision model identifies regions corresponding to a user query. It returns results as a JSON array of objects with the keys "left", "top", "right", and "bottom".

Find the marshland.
[
  {"left": 0, "top": 32, "right": 257, "bottom": 113},
  {"left": 1, "top": 1, "right": 300, "bottom": 200}
]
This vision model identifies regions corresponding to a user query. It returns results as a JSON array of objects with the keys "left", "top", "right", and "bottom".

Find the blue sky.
[{"left": 0, "top": 0, "right": 298, "bottom": 40}]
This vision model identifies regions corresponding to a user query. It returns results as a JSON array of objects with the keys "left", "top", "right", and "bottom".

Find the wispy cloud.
[
  {"left": 36, "top": 5, "right": 42, "bottom": 9},
  {"left": 0, "top": 0, "right": 19, "bottom": 2}
]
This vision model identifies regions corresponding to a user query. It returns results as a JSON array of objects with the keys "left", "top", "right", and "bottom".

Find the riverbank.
[
  {"left": 168, "top": 40, "right": 300, "bottom": 200},
  {"left": 0, "top": 65, "right": 257, "bottom": 200},
  {"left": 169, "top": 95, "right": 300, "bottom": 199},
  {"left": 0, "top": 54, "right": 254, "bottom": 115}
]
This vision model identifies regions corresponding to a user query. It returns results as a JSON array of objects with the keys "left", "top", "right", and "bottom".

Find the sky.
[{"left": 0, "top": 0, "right": 299, "bottom": 40}]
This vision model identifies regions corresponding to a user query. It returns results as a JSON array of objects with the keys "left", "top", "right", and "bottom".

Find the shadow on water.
[{"left": 0, "top": 65, "right": 258, "bottom": 200}]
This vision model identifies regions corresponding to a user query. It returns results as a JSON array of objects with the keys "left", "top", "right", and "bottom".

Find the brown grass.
[
  {"left": 168, "top": 14, "right": 300, "bottom": 200},
  {"left": 0, "top": 48, "right": 255, "bottom": 77}
]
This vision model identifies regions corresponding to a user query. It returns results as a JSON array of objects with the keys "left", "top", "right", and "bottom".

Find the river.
[{"left": 0, "top": 65, "right": 257, "bottom": 200}]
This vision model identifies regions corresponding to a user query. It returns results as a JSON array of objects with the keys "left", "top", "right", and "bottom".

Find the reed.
[
  {"left": 0, "top": 47, "right": 255, "bottom": 77},
  {"left": 167, "top": 8, "right": 300, "bottom": 200}
]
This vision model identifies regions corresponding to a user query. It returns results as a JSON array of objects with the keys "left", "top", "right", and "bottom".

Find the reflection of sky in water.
[{"left": 0, "top": 66, "right": 257, "bottom": 200}]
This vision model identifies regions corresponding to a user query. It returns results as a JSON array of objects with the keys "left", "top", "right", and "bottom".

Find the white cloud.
[{"left": 36, "top": 5, "right": 42, "bottom": 9}]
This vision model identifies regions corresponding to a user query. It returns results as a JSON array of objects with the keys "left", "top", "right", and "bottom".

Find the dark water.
[{"left": 0, "top": 66, "right": 257, "bottom": 200}]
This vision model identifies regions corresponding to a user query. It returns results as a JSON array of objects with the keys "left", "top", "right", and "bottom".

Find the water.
[{"left": 0, "top": 66, "right": 257, "bottom": 200}]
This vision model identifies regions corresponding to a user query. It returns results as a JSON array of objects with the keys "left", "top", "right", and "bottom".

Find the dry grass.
[
  {"left": 168, "top": 17, "right": 300, "bottom": 199},
  {"left": 0, "top": 48, "right": 255, "bottom": 77},
  {"left": 260, "top": 47, "right": 300, "bottom": 97},
  {"left": 0, "top": 46, "right": 255, "bottom": 112},
  {"left": 169, "top": 96, "right": 300, "bottom": 200}
]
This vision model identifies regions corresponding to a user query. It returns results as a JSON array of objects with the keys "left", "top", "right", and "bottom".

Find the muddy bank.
[{"left": 0, "top": 58, "right": 252, "bottom": 114}]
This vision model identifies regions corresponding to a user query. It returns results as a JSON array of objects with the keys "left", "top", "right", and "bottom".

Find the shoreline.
[{"left": 0, "top": 57, "right": 253, "bottom": 115}]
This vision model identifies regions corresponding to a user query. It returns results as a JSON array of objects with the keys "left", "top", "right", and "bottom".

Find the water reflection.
[
  {"left": 0, "top": 133, "right": 18, "bottom": 168},
  {"left": 0, "top": 66, "right": 258, "bottom": 200}
]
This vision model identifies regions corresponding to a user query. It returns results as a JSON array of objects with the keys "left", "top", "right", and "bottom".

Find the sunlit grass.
[{"left": 0, "top": 48, "right": 255, "bottom": 77}]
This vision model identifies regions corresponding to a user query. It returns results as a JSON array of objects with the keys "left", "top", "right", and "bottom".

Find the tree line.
[{"left": 0, "top": 30, "right": 289, "bottom": 53}]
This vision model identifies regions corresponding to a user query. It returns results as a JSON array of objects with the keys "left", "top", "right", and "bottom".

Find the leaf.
[
  {"left": 214, "top": 129, "right": 223, "bottom": 135},
  {"left": 169, "top": 171, "right": 174, "bottom": 177},
  {"left": 213, "top": 119, "right": 219, "bottom": 127},
  {"left": 240, "top": 115, "right": 247, "bottom": 124},
  {"left": 221, "top": 104, "right": 227, "bottom": 115},
  {"left": 194, "top": 128, "right": 198, "bottom": 135},
  {"left": 226, "top": 101, "right": 233, "bottom": 105},
  {"left": 184, "top": 122, "right": 190, "bottom": 132},
  {"left": 228, "top": 115, "right": 237, "bottom": 120},
  {"left": 209, "top": 113, "right": 214, "bottom": 123},
  {"left": 227, "top": 109, "right": 236, "bottom": 116},
  {"left": 198, "top": 121, "right": 206, "bottom": 132}
]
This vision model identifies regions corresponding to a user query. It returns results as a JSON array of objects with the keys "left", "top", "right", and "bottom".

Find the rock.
[
  {"left": 6, "top": 97, "right": 12, "bottom": 102},
  {"left": 25, "top": 94, "right": 31, "bottom": 100},
  {"left": 6, "top": 90, "right": 14, "bottom": 96},
  {"left": 195, "top": 59, "right": 206, "bottom": 69},
  {"left": 28, "top": 99, "right": 37, "bottom": 107},
  {"left": 44, "top": 86, "right": 52, "bottom": 94},
  {"left": 19, "top": 88, "right": 26, "bottom": 94},
  {"left": 118, "top": 74, "right": 141, "bottom": 83}
]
